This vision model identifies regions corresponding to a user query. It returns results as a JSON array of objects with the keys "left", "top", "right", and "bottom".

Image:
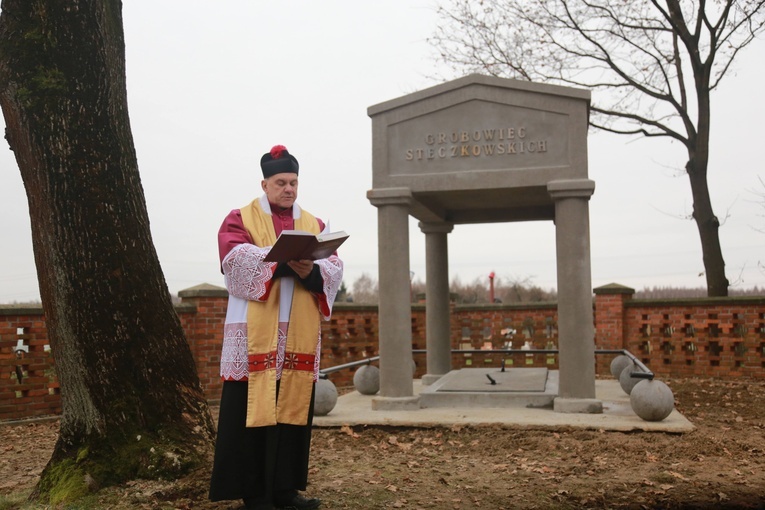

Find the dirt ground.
[{"left": 1, "top": 377, "right": 764, "bottom": 509}]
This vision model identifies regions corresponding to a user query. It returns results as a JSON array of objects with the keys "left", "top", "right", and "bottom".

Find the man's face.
[{"left": 262, "top": 172, "right": 298, "bottom": 209}]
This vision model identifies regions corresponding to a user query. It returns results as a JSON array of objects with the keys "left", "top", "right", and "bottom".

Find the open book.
[{"left": 264, "top": 230, "right": 349, "bottom": 263}]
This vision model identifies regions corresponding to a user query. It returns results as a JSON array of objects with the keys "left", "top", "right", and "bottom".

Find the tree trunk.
[
  {"left": 687, "top": 158, "right": 729, "bottom": 297},
  {"left": 0, "top": 0, "right": 215, "bottom": 504},
  {"left": 687, "top": 66, "right": 729, "bottom": 298}
]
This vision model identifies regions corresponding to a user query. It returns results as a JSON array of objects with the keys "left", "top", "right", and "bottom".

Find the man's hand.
[{"left": 287, "top": 259, "right": 314, "bottom": 279}]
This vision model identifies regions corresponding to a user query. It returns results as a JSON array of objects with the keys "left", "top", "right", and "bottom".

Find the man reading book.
[{"left": 209, "top": 145, "right": 344, "bottom": 510}]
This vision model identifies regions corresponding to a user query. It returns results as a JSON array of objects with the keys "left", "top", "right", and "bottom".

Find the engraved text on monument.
[{"left": 405, "top": 126, "right": 549, "bottom": 161}]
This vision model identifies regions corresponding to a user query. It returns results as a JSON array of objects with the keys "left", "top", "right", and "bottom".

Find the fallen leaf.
[{"left": 340, "top": 425, "right": 359, "bottom": 438}]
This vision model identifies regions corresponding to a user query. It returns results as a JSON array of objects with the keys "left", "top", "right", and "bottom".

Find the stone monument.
[{"left": 367, "top": 74, "right": 600, "bottom": 414}]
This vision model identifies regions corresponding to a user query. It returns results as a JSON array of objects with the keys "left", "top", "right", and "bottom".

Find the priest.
[{"left": 209, "top": 145, "right": 344, "bottom": 510}]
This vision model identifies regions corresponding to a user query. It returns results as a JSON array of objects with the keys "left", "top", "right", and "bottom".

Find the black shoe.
[
  {"left": 274, "top": 492, "right": 321, "bottom": 510},
  {"left": 242, "top": 497, "right": 275, "bottom": 510}
]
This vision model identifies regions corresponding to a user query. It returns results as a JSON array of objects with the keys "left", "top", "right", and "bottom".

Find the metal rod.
[
  {"left": 319, "top": 356, "right": 379, "bottom": 377},
  {"left": 320, "top": 348, "right": 653, "bottom": 379}
]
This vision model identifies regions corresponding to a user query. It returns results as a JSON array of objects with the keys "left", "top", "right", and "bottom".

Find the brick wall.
[
  {"left": 0, "top": 307, "right": 59, "bottom": 421},
  {"left": 447, "top": 302, "right": 560, "bottom": 372},
  {"left": 1, "top": 283, "right": 763, "bottom": 422},
  {"left": 624, "top": 298, "right": 764, "bottom": 378},
  {"left": 593, "top": 284, "right": 765, "bottom": 379}
]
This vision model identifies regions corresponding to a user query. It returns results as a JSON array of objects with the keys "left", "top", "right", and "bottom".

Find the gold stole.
[{"left": 240, "top": 198, "right": 320, "bottom": 427}]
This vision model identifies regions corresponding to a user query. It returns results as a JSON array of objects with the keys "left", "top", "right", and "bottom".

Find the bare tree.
[
  {"left": 431, "top": 0, "right": 765, "bottom": 296},
  {"left": 352, "top": 272, "right": 380, "bottom": 304},
  {"left": 496, "top": 276, "right": 557, "bottom": 303},
  {"left": 449, "top": 274, "right": 556, "bottom": 304},
  {"left": 0, "top": 0, "right": 214, "bottom": 504},
  {"left": 754, "top": 176, "right": 765, "bottom": 234},
  {"left": 449, "top": 275, "right": 485, "bottom": 303},
  {"left": 754, "top": 176, "right": 765, "bottom": 275}
]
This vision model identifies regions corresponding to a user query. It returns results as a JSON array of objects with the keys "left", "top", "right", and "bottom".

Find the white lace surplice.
[{"left": 219, "top": 243, "right": 343, "bottom": 382}]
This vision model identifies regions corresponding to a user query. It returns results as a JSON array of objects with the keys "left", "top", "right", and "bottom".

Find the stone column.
[
  {"left": 419, "top": 221, "right": 454, "bottom": 385},
  {"left": 367, "top": 188, "right": 419, "bottom": 410},
  {"left": 547, "top": 179, "right": 602, "bottom": 414}
]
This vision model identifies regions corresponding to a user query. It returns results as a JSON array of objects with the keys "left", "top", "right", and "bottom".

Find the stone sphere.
[
  {"left": 630, "top": 379, "right": 675, "bottom": 421},
  {"left": 618, "top": 363, "right": 644, "bottom": 395},
  {"left": 610, "top": 355, "right": 632, "bottom": 379},
  {"left": 353, "top": 364, "right": 380, "bottom": 395},
  {"left": 314, "top": 378, "right": 338, "bottom": 416}
]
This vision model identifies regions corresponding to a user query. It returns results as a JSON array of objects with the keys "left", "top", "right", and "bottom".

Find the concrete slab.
[
  {"left": 419, "top": 368, "right": 557, "bottom": 409},
  {"left": 554, "top": 397, "right": 603, "bottom": 414},
  {"left": 436, "top": 368, "right": 549, "bottom": 392},
  {"left": 313, "top": 378, "right": 695, "bottom": 433},
  {"left": 371, "top": 395, "right": 420, "bottom": 411}
]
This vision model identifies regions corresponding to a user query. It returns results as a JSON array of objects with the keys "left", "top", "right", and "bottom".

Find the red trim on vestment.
[
  {"left": 247, "top": 351, "right": 316, "bottom": 373},
  {"left": 248, "top": 351, "right": 278, "bottom": 372},
  {"left": 316, "top": 291, "right": 330, "bottom": 317},
  {"left": 282, "top": 352, "right": 316, "bottom": 372}
]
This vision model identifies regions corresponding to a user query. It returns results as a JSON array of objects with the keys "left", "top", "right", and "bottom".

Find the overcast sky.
[{"left": 1, "top": 1, "right": 764, "bottom": 303}]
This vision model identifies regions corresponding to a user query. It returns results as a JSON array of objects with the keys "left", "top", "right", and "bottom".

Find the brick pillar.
[
  {"left": 593, "top": 283, "right": 634, "bottom": 374},
  {"left": 177, "top": 283, "right": 229, "bottom": 401}
]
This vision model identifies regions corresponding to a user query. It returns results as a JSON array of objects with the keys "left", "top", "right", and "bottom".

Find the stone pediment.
[{"left": 367, "top": 74, "right": 590, "bottom": 224}]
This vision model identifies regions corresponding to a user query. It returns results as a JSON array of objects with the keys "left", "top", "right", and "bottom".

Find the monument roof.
[
  {"left": 367, "top": 74, "right": 592, "bottom": 224},
  {"left": 368, "top": 73, "right": 590, "bottom": 117}
]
